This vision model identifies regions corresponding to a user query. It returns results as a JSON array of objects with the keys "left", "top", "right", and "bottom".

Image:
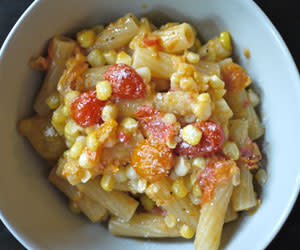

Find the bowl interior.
[{"left": 0, "top": 0, "right": 300, "bottom": 249}]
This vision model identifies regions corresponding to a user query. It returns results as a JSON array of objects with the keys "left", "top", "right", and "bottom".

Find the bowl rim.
[{"left": 0, "top": 0, "right": 300, "bottom": 249}]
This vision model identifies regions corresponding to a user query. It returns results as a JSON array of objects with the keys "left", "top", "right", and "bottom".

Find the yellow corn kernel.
[
  {"left": 162, "top": 113, "right": 177, "bottom": 125},
  {"left": 190, "top": 170, "right": 200, "bottom": 186},
  {"left": 192, "top": 157, "right": 206, "bottom": 170},
  {"left": 172, "top": 177, "right": 188, "bottom": 198},
  {"left": 69, "top": 200, "right": 81, "bottom": 214},
  {"left": 192, "top": 93, "right": 212, "bottom": 121},
  {"left": 209, "top": 75, "right": 225, "bottom": 89},
  {"left": 64, "top": 119, "right": 81, "bottom": 137},
  {"left": 126, "top": 165, "right": 138, "bottom": 180},
  {"left": 179, "top": 77, "right": 197, "bottom": 91},
  {"left": 100, "top": 175, "right": 115, "bottom": 192},
  {"left": 52, "top": 106, "right": 66, "bottom": 124},
  {"left": 135, "top": 67, "right": 151, "bottom": 84},
  {"left": 195, "top": 39, "right": 202, "bottom": 50},
  {"left": 140, "top": 195, "right": 155, "bottom": 211},
  {"left": 170, "top": 72, "right": 181, "bottom": 89},
  {"left": 87, "top": 49, "right": 106, "bottom": 67},
  {"left": 77, "top": 29, "right": 96, "bottom": 48},
  {"left": 64, "top": 90, "right": 80, "bottom": 106},
  {"left": 192, "top": 183, "right": 202, "bottom": 198},
  {"left": 45, "top": 92, "right": 60, "bottom": 110},
  {"left": 78, "top": 151, "right": 94, "bottom": 169},
  {"left": 166, "top": 136, "right": 178, "bottom": 149},
  {"left": 113, "top": 168, "right": 128, "bottom": 183},
  {"left": 181, "top": 124, "right": 202, "bottom": 146},
  {"left": 86, "top": 132, "right": 99, "bottom": 151},
  {"left": 101, "top": 104, "right": 118, "bottom": 122},
  {"left": 70, "top": 136, "right": 86, "bottom": 159},
  {"left": 116, "top": 51, "right": 132, "bottom": 65},
  {"left": 186, "top": 51, "right": 200, "bottom": 64},
  {"left": 189, "top": 193, "right": 201, "bottom": 205},
  {"left": 164, "top": 213, "right": 177, "bottom": 228},
  {"left": 103, "top": 50, "right": 117, "bottom": 65},
  {"left": 219, "top": 31, "right": 232, "bottom": 51},
  {"left": 222, "top": 141, "right": 240, "bottom": 160},
  {"left": 120, "top": 117, "right": 138, "bottom": 133},
  {"left": 180, "top": 224, "right": 195, "bottom": 239},
  {"left": 91, "top": 24, "right": 104, "bottom": 34},
  {"left": 96, "top": 80, "right": 112, "bottom": 101}
]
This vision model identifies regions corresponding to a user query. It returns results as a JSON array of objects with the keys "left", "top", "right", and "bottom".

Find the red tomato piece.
[
  {"left": 143, "top": 34, "right": 162, "bottom": 50},
  {"left": 104, "top": 64, "right": 146, "bottom": 99},
  {"left": 71, "top": 90, "right": 106, "bottom": 128},
  {"left": 136, "top": 106, "right": 175, "bottom": 143},
  {"left": 176, "top": 121, "right": 225, "bottom": 157}
]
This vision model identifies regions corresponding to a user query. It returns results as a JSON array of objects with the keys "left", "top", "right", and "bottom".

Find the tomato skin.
[
  {"left": 104, "top": 64, "right": 146, "bottom": 99},
  {"left": 132, "top": 139, "right": 173, "bottom": 183},
  {"left": 71, "top": 90, "right": 106, "bottom": 128},
  {"left": 221, "top": 62, "right": 251, "bottom": 92},
  {"left": 136, "top": 106, "right": 175, "bottom": 143},
  {"left": 176, "top": 121, "right": 225, "bottom": 157}
]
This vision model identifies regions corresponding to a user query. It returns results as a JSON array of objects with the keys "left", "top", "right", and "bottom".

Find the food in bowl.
[{"left": 18, "top": 13, "right": 265, "bottom": 250}]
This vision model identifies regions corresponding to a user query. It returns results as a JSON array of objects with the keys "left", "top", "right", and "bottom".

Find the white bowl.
[{"left": 1, "top": 0, "right": 300, "bottom": 249}]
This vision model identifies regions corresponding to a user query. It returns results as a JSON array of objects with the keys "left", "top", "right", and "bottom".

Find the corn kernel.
[
  {"left": 181, "top": 124, "right": 202, "bottom": 146},
  {"left": 248, "top": 89, "right": 260, "bottom": 107},
  {"left": 45, "top": 92, "right": 60, "bottom": 109},
  {"left": 62, "top": 105, "right": 71, "bottom": 116},
  {"left": 162, "top": 113, "right": 177, "bottom": 125},
  {"left": 126, "top": 165, "right": 138, "bottom": 180},
  {"left": 186, "top": 51, "right": 200, "bottom": 64},
  {"left": 136, "top": 67, "right": 151, "bottom": 84},
  {"left": 100, "top": 175, "right": 115, "bottom": 191},
  {"left": 180, "top": 224, "right": 195, "bottom": 239},
  {"left": 81, "top": 169, "right": 92, "bottom": 183},
  {"left": 87, "top": 49, "right": 106, "bottom": 67},
  {"left": 79, "top": 151, "right": 94, "bottom": 169},
  {"left": 64, "top": 90, "right": 80, "bottom": 106},
  {"left": 101, "top": 104, "right": 118, "bottom": 122},
  {"left": 103, "top": 50, "right": 117, "bottom": 65},
  {"left": 209, "top": 75, "right": 225, "bottom": 89},
  {"left": 86, "top": 132, "right": 99, "bottom": 151},
  {"left": 77, "top": 29, "right": 96, "bottom": 48},
  {"left": 195, "top": 39, "right": 202, "bottom": 50},
  {"left": 70, "top": 136, "right": 86, "bottom": 159},
  {"left": 140, "top": 195, "right": 155, "bottom": 211},
  {"left": 172, "top": 177, "right": 188, "bottom": 198},
  {"left": 190, "top": 170, "right": 200, "bottom": 186},
  {"left": 69, "top": 200, "right": 81, "bottom": 214},
  {"left": 164, "top": 213, "right": 177, "bottom": 228},
  {"left": 192, "top": 183, "right": 202, "bottom": 197},
  {"left": 96, "top": 80, "right": 112, "bottom": 101},
  {"left": 175, "top": 157, "right": 191, "bottom": 177},
  {"left": 120, "top": 117, "right": 138, "bottom": 133},
  {"left": 222, "top": 141, "right": 240, "bottom": 160},
  {"left": 113, "top": 168, "right": 128, "bottom": 183},
  {"left": 179, "top": 77, "right": 197, "bottom": 91},
  {"left": 192, "top": 157, "right": 206, "bottom": 170},
  {"left": 52, "top": 106, "right": 66, "bottom": 124},
  {"left": 91, "top": 24, "right": 104, "bottom": 34},
  {"left": 219, "top": 31, "right": 232, "bottom": 51},
  {"left": 256, "top": 169, "right": 268, "bottom": 186},
  {"left": 130, "top": 179, "right": 147, "bottom": 193},
  {"left": 170, "top": 72, "right": 181, "bottom": 89},
  {"left": 64, "top": 119, "right": 81, "bottom": 137},
  {"left": 192, "top": 93, "right": 211, "bottom": 120},
  {"left": 166, "top": 136, "right": 178, "bottom": 149},
  {"left": 116, "top": 51, "right": 132, "bottom": 65}
]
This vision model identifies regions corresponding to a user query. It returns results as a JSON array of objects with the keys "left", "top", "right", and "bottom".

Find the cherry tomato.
[
  {"left": 132, "top": 139, "right": 173, "bottom": 183},
  {"left": 104, "top": 64, "right": 146, "bottom": 99},
  {"left": 176, "top": 121, "right": 225, "bottom": 157},
  {"left": 71, "top": 90, "right": 106, "bottom": 128},
  {"left": 221, "top": 62, "right": 251, "bottom": 92}
]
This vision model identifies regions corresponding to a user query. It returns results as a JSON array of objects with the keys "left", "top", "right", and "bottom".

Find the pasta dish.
[{"left": 18, "top": 13, "right": 266, "bottom": 250}]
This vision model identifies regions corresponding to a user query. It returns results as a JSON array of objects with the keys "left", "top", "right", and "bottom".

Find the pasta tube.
[
  {"left": 34, "top": 36, "right": 76, "bottom": 116},
  {"left": 194, "top": 180, "right": 233, "bottom": 250},
  {"left": 109, "top": 213, "right": 180, "bottom": 238}
]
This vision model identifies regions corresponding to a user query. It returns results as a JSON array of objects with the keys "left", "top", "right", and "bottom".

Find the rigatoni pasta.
[{"left": 19, "top": 13, "right": 265, "bottom": 250}]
